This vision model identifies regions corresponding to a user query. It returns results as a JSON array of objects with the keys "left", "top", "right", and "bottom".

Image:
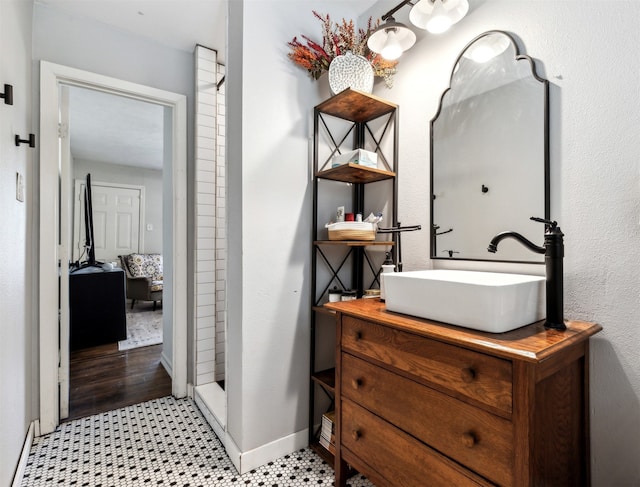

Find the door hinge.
[
  {"left": 58, "top": 122, "right": 69, "bottom": 138},
  {"left": 57, "top": 349, "right": 62, "bottom": 383}
]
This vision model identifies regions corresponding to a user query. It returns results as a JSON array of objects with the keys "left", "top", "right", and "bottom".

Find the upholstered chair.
[{"left": 118, "top": 253, "right": 163, "bottom": 310}]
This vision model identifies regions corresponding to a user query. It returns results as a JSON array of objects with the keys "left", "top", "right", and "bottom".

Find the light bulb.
[
  {"left": 426, "top": 15, "right": 452, "bottom": 34},
  {"left": 410, "top": 0, "right": 469, "bottom": 34},
  {"left": 380, "top": 29, "right": 403, "bottom": 60},
  {"left": 425, "top": 0, "right": 452, "bottom": 33}
]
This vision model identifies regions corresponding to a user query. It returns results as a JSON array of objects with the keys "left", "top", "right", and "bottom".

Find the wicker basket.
[{"left": 327, "top": 222, "right": 376, "bottom": 241}]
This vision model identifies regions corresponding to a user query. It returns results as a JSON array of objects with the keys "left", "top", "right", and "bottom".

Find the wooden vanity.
[{"left": 324, "top": 298, "right": 601, "bottom": 487}]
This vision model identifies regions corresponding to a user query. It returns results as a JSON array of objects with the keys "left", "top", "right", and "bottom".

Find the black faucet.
[{"left": 487, "top": 217, "right": 565, "bottom": 331}]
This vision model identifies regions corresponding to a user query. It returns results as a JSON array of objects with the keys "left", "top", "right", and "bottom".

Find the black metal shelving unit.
[{"left": 309, "top": 89, "right": 398, "bottom": 466}]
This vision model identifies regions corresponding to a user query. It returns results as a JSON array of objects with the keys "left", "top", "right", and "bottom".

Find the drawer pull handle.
[
  {"left": 352, "top": 430, "right": 361, "bottom": 441},
  {"left": 461, "top": 367, "right": 476, "bottom": 383},
  {"left": 351, "top": 378, "right": 363, "bottom": 389},
  {"left": 354, "top": 331, "right": 362, "bottom": 341},
  {"left": 462, "top": 432, "right": 477, "bottom": 448}
]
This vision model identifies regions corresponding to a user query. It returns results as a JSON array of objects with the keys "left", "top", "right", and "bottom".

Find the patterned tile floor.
[{"left": 22, "top": 396, "right": 374, "bottom": 486}]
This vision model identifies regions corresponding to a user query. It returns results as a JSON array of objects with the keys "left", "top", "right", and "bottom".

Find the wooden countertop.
[{"left": 324, "top": 298, "right": 602, "bottom": 363}]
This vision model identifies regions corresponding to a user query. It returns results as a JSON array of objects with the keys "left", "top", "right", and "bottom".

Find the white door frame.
[
  {"left": 58, "top": 85, "right": 72, "bottom": 420},
  {"left": 39, "top": 61, "right": 188, "bottom": 435}
]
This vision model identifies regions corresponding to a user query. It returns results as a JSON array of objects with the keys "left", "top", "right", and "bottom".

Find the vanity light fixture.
[
  {"left": 410, "top": 0, "right": 469, "bottom": 34},
  {"left": 368, "top": 0, "right": 469, "bottom": 60},
  {"left": 367, "top": 16, "right": 417, "bottom": 61}
]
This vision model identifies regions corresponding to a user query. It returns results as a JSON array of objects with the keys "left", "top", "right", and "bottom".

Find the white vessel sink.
[{"left": 383, "top": 270, "right": 545, "bottom": 333}]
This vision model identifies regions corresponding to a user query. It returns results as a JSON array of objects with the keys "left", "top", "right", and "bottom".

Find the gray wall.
[
  {"left": 0, "top": 1, "right": 34, "bottom": 485},
  {"left": 32, "top": 4, "right": 195, "bottom": 104},
  {"left": 226, "top": 0, "right": 369, "bottom": 456}
]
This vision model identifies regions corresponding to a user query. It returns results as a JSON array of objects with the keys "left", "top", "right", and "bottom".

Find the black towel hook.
[
  {"left": 15, "top": 134, "right": 36, "bottom": 148},
  {"left": 1, "top": 84, "right": 13, "bottom": 105}
]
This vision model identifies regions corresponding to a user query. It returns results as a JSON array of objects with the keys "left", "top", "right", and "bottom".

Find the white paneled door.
[{"left": 73, "top": 181, "right": 144, "bottom": 264}]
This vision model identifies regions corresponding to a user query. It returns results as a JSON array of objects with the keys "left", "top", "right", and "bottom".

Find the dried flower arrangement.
[{"left": 287, "top": 11, "right": 398, "bottom": 88}]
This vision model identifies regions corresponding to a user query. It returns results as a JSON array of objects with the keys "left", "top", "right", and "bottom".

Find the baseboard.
[
  {"left": 194, "top": 384, "right": 225, "bottom": 443},
  {"left": 12, "top": 421, "right": 35, "bottom": 487},
  {"left": 225, "top": 432, "right": 242, "bottom": 473},
  {"left": 227, "top": 428, "right": 309, "bottom": 474}
]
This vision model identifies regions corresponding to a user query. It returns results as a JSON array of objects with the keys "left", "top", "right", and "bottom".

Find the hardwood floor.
[{"left": 67, "top": 342, "right": 172, "bottom": 421}]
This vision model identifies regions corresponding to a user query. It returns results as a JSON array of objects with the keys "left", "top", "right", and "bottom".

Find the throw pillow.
[{"left": 126, "top": 253, "right": 163, "bottom": 281}]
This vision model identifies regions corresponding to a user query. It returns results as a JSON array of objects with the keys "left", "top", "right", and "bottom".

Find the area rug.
[{"left": 118, "top": 304, "right": 163, "bottom": 351}]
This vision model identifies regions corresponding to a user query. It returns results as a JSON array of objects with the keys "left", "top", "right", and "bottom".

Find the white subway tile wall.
[
  {"left": 215, "top": 62, "right": 227, "bottom": 383},
  {"left": 195, "top": 46, "right": 227, "bottom": 386}
]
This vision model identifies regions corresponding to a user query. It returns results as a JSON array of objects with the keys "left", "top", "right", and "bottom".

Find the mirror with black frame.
[{"left": 430, "top": 31, "right": 549, "bottom": 263}]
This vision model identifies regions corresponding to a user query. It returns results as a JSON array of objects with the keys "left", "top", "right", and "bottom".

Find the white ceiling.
[
  {"left": 37, "top": 0, "right": 227, "bottom": 59},
  {"left": 68, "top": 86, "right": 165, "bottom": 170}
]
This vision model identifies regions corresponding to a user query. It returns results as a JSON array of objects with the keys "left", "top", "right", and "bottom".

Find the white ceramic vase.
[{"left": 328, "top": 51, "right": 374, "bottom": 96}]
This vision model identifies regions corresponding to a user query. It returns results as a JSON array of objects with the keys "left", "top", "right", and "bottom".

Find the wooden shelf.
[
  {"left": 316, "top": 163, "right": 395, "bottom": 184},
  {"left": 310, "top": 91, "right": 397, "bottom": 480},
  {"left": 315, "top": 88, "right": 397, "bottom": 123},
  {"left": 310, "top": 441, "right": 335, "bottom": 465},
  {"left": 314, "top": 240, "right": 394, "bottom": 247},
  {"left": 311, "top": 368, "right": 335, "bottom": 393},
  {"left": 309, "top": 442, "right": 357, "bottom": 478},
  {"left": 313, "top": 305, "right": 337, "bottom": 316}
]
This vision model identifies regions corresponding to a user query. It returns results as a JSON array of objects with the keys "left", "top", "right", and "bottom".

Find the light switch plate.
[{"left": 16, "top": 172, "right": 24, "bottom": 202}]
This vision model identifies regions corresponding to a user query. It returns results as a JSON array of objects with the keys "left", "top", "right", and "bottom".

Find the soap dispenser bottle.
[{"left": 379, "top": 252, "right": 395, "bottom": 302}]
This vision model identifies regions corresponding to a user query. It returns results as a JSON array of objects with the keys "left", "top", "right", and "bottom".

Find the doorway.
[
  {"left": 66, "top": 85, "right": 168, "bottom": 420},
  {"left": 39, "top": 61, "right": 188, "bottom": 435}
]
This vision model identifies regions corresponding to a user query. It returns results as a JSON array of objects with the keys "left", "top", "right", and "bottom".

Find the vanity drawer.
[
  {"left": 342, "top": 353, "right": 513, "bottom": 486},
  {"left": 341, "top": 316, "right": 512, "bottom": 414},
  {"left": 341, "top": 399, "right": 493, "bottom": 487}
]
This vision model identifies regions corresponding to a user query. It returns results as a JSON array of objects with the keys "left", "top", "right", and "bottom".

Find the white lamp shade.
[
  {"left": 367, "top": 18, "right": 417, "bottom": 59},
  {"left": 410, "top": 0, "right": 469, "bottom": 33}
]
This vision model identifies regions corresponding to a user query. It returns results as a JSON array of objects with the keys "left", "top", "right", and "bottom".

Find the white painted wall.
[
  {"left": 0, "top": 1, "right": 34, "bottom": 485},
  {"left": 226, "top": 0, "right": 374, "bottom": 465},
  {"left": 32, "top": 4, "right": 194, "bottom": 103},
  {"left": 359, "top": 1, "right": 640, "bottom": 484}
]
